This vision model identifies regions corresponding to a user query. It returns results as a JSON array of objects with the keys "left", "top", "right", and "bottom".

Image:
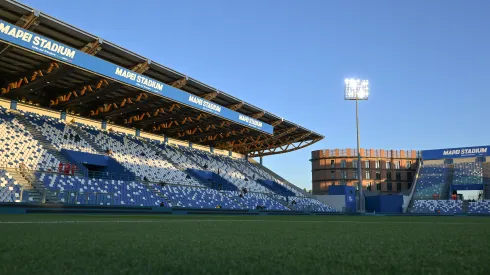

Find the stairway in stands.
[
  {"left": 483, "top": 162, "right": 490, "bottom": 199},
  {"left": 8, "top": 169, "right": 42, "bottom": 203},
  {"left": 143, "top": 140, "right": 202, "bottom": 182},
  {"left": 251, "top": 160, "right": 307, "bottom": 196},
  {"left": 69, "top": 125, "right": 107, "bottom": 154},
  {"left": 13, "top": 168, "right": 60, "bottom": 203},
  {"left": 140, "top": 181, "right": 175, "bottom": 206},
  {"left": 484, "top": 184, "right": 490, "bottom": 200},
  {"left": 266, "top": 192, "right": 292, "bottom": 210},
  {"left": 462, "top": 200, "right": 470, "bottom": 213},
  {"left": 171, "top": 145, "right": 206, "bottom": 170},
  {"left": 13, "top": 113, "right": 83, "bottom": 177},
  {"left": 441, "top": 165, "right": 453, "bottom": 200}
]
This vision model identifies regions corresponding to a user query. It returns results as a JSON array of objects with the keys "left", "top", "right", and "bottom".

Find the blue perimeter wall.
[{"left": 365, "top": 195, "right": 403, "bottom": 213}]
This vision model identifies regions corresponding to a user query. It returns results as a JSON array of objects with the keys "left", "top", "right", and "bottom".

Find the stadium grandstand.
[
  {"left": 0, "top": 0, "right": 336, "bottom": 212},
  {"left": 409, "top": 146, "right": 490, "bottom": 214}
]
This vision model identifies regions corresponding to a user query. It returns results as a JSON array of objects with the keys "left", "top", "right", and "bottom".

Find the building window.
[
  {"left": 330, "top": 160, "right": 335, "bottom": 168},
  {"left": 395, "top": 161, "right": 400, "bottom": 169},
  {"left": 376, "top": 172, "right": 381, "bottom": 180},
  {"left": 353, "top": 170, "right": 358, "bottom": 179},
  {"left": 340, "top": 171, "right": 347, "bottom": 179},
  {"left": 365, "top": 170, "right": 371, "bottom": 180},
  {"left": 407, "top": 182, "right": 412, "bottom": 189},
  {"left": 407, "top": 172, "right": 413, "bottom": 181},
  {"left": 330, "top": 171, "right": 335, "bottom": 179},
  {"left": 340, "top": 180, "right": 347, "bottom": 185},
  {"left": 386, "top": 162, "right": 391, "bottom": 169},
  {"left": 387, "top": 182, "right": 393, "bottom": 191},
  {"left": 396, "top": 172, "right": 401, "bottom": 181},
  {"left": 365, "top": 161, "right": 370, "bottom": 169},
  {"left": 367, "top": 184, "right": 372, "bottom": 191},
  {"left": 341, "top": 160, "right": 347, "bottom": 168},
  {"left": 406, "top": 161, "right": 412, "bottom": 169},
  {"left": 397, "top": 182, "right": 402, "bottom": 191},
  {"left": 375, "top": 160, "right": 380, "bottom": 169},
  {"left": 386, "top": 171, "right": 392, "bottom": 181},
  {"left": 376, "top": 183, "right": 381, "bottom": 191},
  {"left": 352, "top": 160, "right": 358, "bottom": 169}
]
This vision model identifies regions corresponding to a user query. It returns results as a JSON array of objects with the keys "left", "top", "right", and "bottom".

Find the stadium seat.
[
  {"left": 411, "top": 200, "right": 463, "bottom": 214},
  {"left": 0, "top": 107, "right": 60, "bottom": 170},
  {"left": 37, "top": 172, "right": 163, "bottom": 206},
  {"left": 0, "top": 170, "right": 28, "bottom": 203},
  {"left": 412, "top": 165, "right": 448, "bottom": 199},
  {"left": 468, "top": 200, "right": 490, "bottom": 213},
  {"left": 20, "top": 111, "right": 98, "bottom": 154},
  {"left": 0, "top": 107, "right": 336, "bottom": 211}
]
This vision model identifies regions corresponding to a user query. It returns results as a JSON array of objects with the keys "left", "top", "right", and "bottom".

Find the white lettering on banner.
[
  {"left": 114, "top": 67, "right": 164, "bottom": 91},
  {"left": 115, "top": 67, "right": 137, "bottom": 80},
  {"left": 239, "top": 115, "right": 263, "bottom": 128},
  {"left": 137, "top": 75, "right": 163, "bottom": 91},
  {"left": 188, "top": 95, "right": 222, "bottom": 113},
  {"left": 0, "top": 22, "right": 75, "bottom": 59},
  {"left": 442, "top": 147, "right": 487, "bottom": 156}
]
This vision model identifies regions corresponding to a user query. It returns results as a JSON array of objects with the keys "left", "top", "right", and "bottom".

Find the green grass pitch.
[{"left": 0, "top": 214, "right": 489, "bottom": 274}]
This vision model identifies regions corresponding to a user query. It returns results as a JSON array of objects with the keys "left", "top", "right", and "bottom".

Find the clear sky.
[{"left": 19, "top": 0, "right": 490, "bottom": 190}]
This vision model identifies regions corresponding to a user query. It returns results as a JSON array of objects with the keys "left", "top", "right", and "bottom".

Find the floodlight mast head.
[{"left": 344, "top": 78, "right": 369, "bottom": 100}]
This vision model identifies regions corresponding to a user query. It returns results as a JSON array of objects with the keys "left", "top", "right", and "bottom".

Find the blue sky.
[{"left": 20, "top": 0, "right": 490, "bottom": 189}]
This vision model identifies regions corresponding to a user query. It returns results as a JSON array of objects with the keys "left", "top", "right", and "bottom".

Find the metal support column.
[{"left": 356, "top": 98, "right": 364, "bottom": 212}]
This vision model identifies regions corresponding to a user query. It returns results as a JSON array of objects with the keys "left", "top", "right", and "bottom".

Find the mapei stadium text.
[
  {"left": 442, "top": 148, "right": 488, "bottom": 156},
  {"left": 115, "top": 67, "right": 164, "bottom": 91},
  {"left": 0, "top": 23, "right": 76, "bottom": 59}
]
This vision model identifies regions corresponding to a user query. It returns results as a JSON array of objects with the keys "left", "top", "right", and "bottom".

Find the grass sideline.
[{"left": 0, "top": 215, "right": 489, "bottom": 274}]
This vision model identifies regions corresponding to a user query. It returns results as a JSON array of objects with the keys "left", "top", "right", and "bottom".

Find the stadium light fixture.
[
  {"left": 344, "top": 78, "right": 369, "bottom": 213},
  {"left": 344, "top": 79, "right": 369, "bottom": 100}
]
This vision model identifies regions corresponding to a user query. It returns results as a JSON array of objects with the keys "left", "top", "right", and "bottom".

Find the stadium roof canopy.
[{"left": 0, "top": 0, "right": 324, "bottom": 157}]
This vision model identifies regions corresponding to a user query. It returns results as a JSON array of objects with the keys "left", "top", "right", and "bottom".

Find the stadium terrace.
[{"left": 0, "top": 0, "right": 337, "bottom": 214}]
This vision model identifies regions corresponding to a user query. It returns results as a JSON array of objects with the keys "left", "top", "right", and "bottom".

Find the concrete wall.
[
  {"left": 402, "top": 195, "right": 411, "bottom": 213},
  {"left": 106, "top": 123, "right": 135, "bottom": 136},
  {"left": 0, "top": 98, "right": 10, "bottom": 109},
  {"left": 168, "top": 137, "right": 188, "bottom": 147},
  {"left": 66, "top": 114, "right": 101, "bottom": 128},
  {"left": 193, "top": 144, "right": 209, "bottom": 152},
  {"left": 17, "top": 104, "right": 59, "bottom": 119},
  {"left": 214, "top": 149, "right": 228, "bottom": 156},
  {"left": 140, "top": 132, "right": 164, "bottom": 143},
  {"left": 314, "top": 195, "right": 345, "bottom": 212}
]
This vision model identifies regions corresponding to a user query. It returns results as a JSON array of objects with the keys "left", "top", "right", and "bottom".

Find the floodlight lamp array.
[{"left": 344, "top": 78, "right": 369, "bottom": 100}]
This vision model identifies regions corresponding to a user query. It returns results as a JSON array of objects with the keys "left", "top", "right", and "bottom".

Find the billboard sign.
[
  {"left": 0, "top": 20, "right": 273, "bottom": 134},
  {"left": 422, "top": 146, "right": 490, "bottom": 160}
]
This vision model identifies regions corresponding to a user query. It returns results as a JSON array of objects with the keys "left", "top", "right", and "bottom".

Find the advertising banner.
[
  {"left": 0, "top": 20, "right": 273, "bottom": 134},
  {"left": 422, "top": 146, "right": 490, "bottom": 160}
]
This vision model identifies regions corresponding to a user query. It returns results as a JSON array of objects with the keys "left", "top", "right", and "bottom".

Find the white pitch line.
[{"left": 0, "top": 219, "right": 487, "bottom": 225}]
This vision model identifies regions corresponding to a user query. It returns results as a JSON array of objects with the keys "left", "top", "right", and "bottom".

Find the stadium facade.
[{"left": 311, "top": 148, "right": 419, "bottom": 195}]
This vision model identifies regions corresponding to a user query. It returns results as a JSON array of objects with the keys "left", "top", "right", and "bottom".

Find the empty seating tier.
[{"left": 0, "top": 107, "right": 336, "bottom": 211}]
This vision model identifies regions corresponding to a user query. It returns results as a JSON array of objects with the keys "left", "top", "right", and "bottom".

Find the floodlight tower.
[{"left": 344, "top": 78, "right": 369, "bottom": 212}]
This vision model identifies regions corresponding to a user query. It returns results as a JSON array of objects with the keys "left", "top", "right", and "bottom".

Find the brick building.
[{"left": 311, "top": 148, "right": 420, "bottom": 195}]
